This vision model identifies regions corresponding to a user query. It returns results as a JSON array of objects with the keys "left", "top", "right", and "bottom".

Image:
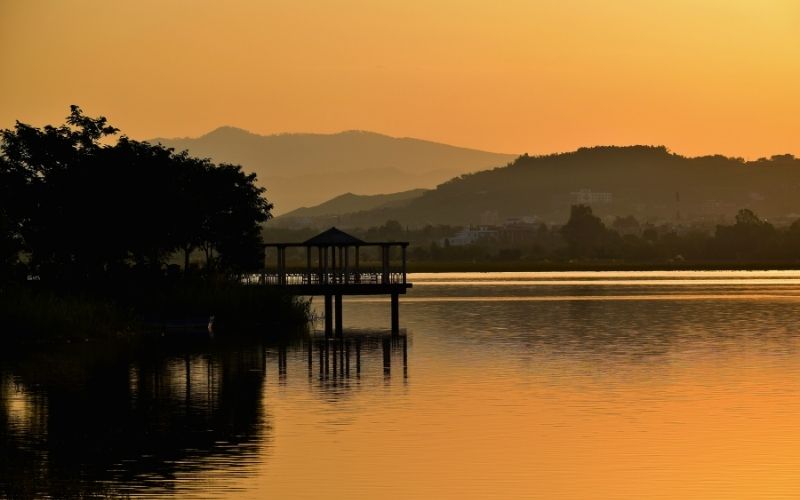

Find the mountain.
[
  {"left": 276, "top": 189, "right": 427, "bottom": 225},
  {"left": 147, "top": 127, "right": 516, "bottom": 214},
  {"left": 303, "top": 146, "right": 800, "bottom": 228}
]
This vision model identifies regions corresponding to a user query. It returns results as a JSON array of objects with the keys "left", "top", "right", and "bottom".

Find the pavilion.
[{"left": 262, "top": 227, "right": 412, "bottom": 336}]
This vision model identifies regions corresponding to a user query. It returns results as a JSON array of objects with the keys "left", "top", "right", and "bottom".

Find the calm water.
[{"left": 5, "top": 271, "right": 800, "bottom": 498}]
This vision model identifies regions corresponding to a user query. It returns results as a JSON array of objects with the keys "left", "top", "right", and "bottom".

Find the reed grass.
[{"left": 0, "top": 282, "right": 312, "bottom": 343}]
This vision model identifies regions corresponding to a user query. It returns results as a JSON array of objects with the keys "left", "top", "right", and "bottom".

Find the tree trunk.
[{"left": 184, "top": 245, "right": 192, "bottom": 273}]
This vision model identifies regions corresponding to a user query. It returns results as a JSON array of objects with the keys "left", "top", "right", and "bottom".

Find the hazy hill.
[
  {"left": 305, "top": 146, "right": 800, "bottom": 228},
  {"left": 148, "top": 127, "right": 515, "bottom": 214},
  {"left": 277, "top": 189, "right": 427, "bottom": 224}
]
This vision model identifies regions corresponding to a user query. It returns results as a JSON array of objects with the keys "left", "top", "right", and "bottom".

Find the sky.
[{"left": 1, "top": 0, "right": 799, "bottom": 158}]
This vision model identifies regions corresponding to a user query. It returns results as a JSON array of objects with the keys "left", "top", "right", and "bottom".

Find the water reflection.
[
  {"left": 0, "top": 342, "right": 269, "bottom": 498},
  {"left": 0, "top": 333, "right": 409, "bottom": 498},
  {"left": 303, "top": 334, "right": 408, "bottom": 381},
  {"left": 6, "top": 272, "right": 800, "bottom": 498}
]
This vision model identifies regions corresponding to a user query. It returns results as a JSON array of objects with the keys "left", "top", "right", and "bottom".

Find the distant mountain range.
[
  {"left": 274, "top": 146, "right": 800, "bottom": 228},
  {"left": 148, "top": 127, "right": 516, "bottom": 214},
  {"left": 278, "top": 189, "right": 427, "bottom": 222}
]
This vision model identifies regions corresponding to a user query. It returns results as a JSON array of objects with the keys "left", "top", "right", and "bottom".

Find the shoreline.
[
  {"left": 406, "top": 261, "right": 800, "bottom": 273},
  {"left": 0, "top": 282, "right": 312, "bottom": 345}
]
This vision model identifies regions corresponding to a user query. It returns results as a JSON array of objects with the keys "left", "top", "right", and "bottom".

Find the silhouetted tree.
[
  {"left": 713, "top": 209, "right": 777, "bottom": 260},
  {"left": 203, "top": 163, "right": 272, "bottom": 272},
  {"left": 0, "top": 106, "right": 273, "bottom": 284},
  {"left": 0, "top": 156, "right": 26, "bottom": 281},
  {"left": 785, "top": 218, "right": 800, "bottom": 258},
  {"left": 561, "top": 205, "right": 618, "bottom": 258}
]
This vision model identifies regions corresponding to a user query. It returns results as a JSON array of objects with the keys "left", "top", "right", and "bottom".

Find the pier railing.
[{"left": 244, "top": 269, "right": 407, "bottom": 286}]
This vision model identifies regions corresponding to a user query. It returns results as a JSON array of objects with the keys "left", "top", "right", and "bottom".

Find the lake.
[{"left": 4, "top": 271, "right": 800, "bottom": 498}]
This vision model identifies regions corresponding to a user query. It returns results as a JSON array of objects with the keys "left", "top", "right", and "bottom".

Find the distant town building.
[
  {"left": 570, "top": 188, "right": 613, "bottom": 205},
  {"left": 443, "top": 217, "right": 540, "bottom": 246},
  {"left": 480, "top": 210, "right": 500, "bottom": 226},
  {"left": 504, "top": 216, "right": 538, "bottom": 225},
  {"left": 443, "top": 226, "right": 498, "bottom": 246},
  {"left": 497, "top": 219, "right": 539, "bottom": 244}
]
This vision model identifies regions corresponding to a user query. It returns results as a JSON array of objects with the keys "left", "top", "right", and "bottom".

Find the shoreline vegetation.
[
  {"left": 267, "top": 206, "right": 800, "bottom": 274},
  {"left": 1, "top": 106, "right": 312, "bottom": 344},
  {"left": 0, "top": 282, "right": 312, "bottom": 344}
]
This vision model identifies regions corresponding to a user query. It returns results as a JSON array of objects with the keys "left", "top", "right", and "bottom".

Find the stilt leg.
[
  {"left": 335, "top": 294, "right": 343, "bottom": 337},
  {"left": 325, "top": 294, "right": 333, "bottom": 337}
]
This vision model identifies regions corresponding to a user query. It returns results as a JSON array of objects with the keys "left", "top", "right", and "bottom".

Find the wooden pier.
[{"left": 261, "top": 227, "right": 412, "bottom": 336}]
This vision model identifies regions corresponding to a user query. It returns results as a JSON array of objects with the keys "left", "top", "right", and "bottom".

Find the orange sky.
[{"left": 1, "top": 0, "right": 799, "bottom": 158}]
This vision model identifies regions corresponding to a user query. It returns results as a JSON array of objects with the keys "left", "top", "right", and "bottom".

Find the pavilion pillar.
[
  {"left": 275, "top": 247, "right": 280, "bottom": 285},
  {"left": 277, "top": 246, "right": 284, "bottom": 285},
  {"left": 391, "top": 293, "right": 399, "bottom": 335},
  {"left": 324, "top": 294, "right": 333, "bottom": 337},
  {"left": 317, "top": 246, "right": 323, "bottom": 285},
  {"left": 382, "top": 245, "right": 389, "bottom": 284},
  {"left": 281, "top": 246, "right": 287, "bottom": 285},
  {"left": 323, "top": 247, "right": 328, "bottom": 284},
  {"left": 402, "top": 245, "right": 407, "bottom": 284},
  {"left": 335, "top": 294, "right": 343, "bottom": 337},
  {"left": 261, "top": 247, "right": 267, "bottom": 284},
  {"left": 331, "top": 246, "right": 337, "bottom": 283},
  {"left": 344, "top": 246, "right": 349, "bottom": 284},
  {"left": 306, "top": 246, "right": 311, "bottom": 284},
  {"left": 355, "top": 247, "right": 360, "bottom": 283}
]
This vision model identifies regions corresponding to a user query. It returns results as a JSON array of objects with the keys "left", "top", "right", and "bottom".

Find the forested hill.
[
  {"left": 148, "top": 127, "right": 515, "bottom": 214},
  {"left": 311, "top": 146, "right": 800, "bottom": 228}
]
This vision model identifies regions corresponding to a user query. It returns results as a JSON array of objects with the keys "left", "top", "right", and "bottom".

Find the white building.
[
  {"left": 443, "top": 226, "right": 498, "bottom": 246},
  {"left": 570, "top": 188, "right": 613, "bottom": 204}
]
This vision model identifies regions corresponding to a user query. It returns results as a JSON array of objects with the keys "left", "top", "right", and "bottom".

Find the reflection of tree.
[{"left": 0, "top": 343, "right": 270, "bottom": 498}]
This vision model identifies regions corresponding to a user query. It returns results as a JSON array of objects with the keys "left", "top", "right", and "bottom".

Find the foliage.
[
  {"left": 561, "top": 204, "right": 619, "bottom": 258},
  {"left": 0, "top": 285, "right": 134, "bottom": 342},
  {"left": 711, "top": 209, "right": 777, "bottom": 260},
  {"left": 289, "top": 206, "right": 800, "bottom": 269},
  {"left": 0, "top": 106, "right": 272, "bottom": 283}
]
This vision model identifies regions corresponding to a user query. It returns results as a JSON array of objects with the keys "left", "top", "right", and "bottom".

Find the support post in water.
[
  {"left": 335, "top": 294, "right": 343, "bottom": 337},
  {"left": 325, "top": 294, "right": 333, "bottom": 337}
]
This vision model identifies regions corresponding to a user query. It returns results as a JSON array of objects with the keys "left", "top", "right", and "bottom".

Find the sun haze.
[{"left": 1, "top": 0, "right": 798, "bottom": 157}]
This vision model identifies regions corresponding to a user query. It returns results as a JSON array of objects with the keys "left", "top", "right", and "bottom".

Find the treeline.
[
  {"left": 266, "top": 206, "right": 800, "bottom": 268},
  {"left": 410, "top": 205, "right": 800, "bottom": 266},
  {"left": 1, "top": 106, "right": 271, "bottom": 286},
  {"left": 0, "top": 107, "right": 314, "bottom": 340},
  {"left": 558, "top": 205, "right": 800, "bottom": 262}
]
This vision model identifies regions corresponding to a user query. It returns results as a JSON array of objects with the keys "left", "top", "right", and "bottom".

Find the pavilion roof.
[{"left": 303, "top": 227, "right": 366, "bottom": 246}]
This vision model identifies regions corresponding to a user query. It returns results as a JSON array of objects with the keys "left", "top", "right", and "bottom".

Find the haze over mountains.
[
  {"left": 275, "top": 146, "right": 800, "bottom": 229},
  {"left": 147, "top": 127, "right": 800, "bottom": 229},
  {"left": 148, "top": 127, "right": 516, "bottom": 214},
  {"left": 280, "top": 189, "right": 428, "bottom": 221}
]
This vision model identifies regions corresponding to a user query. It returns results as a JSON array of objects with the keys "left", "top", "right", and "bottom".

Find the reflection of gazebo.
[{"left": 262, "top": 227, "right": 412, "bottom": 336}]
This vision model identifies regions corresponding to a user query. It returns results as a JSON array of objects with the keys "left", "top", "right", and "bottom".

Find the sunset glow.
[{"left": 2, "top": 0, "right": 798, "bottom": 157}]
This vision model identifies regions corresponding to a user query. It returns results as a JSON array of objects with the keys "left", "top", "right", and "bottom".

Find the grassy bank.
[
  {"left": 0, "top": 282, "right": 312, "bottom": 344},
  {"left": 0, "top": 286, "right": 134, "bottom": 342}
]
